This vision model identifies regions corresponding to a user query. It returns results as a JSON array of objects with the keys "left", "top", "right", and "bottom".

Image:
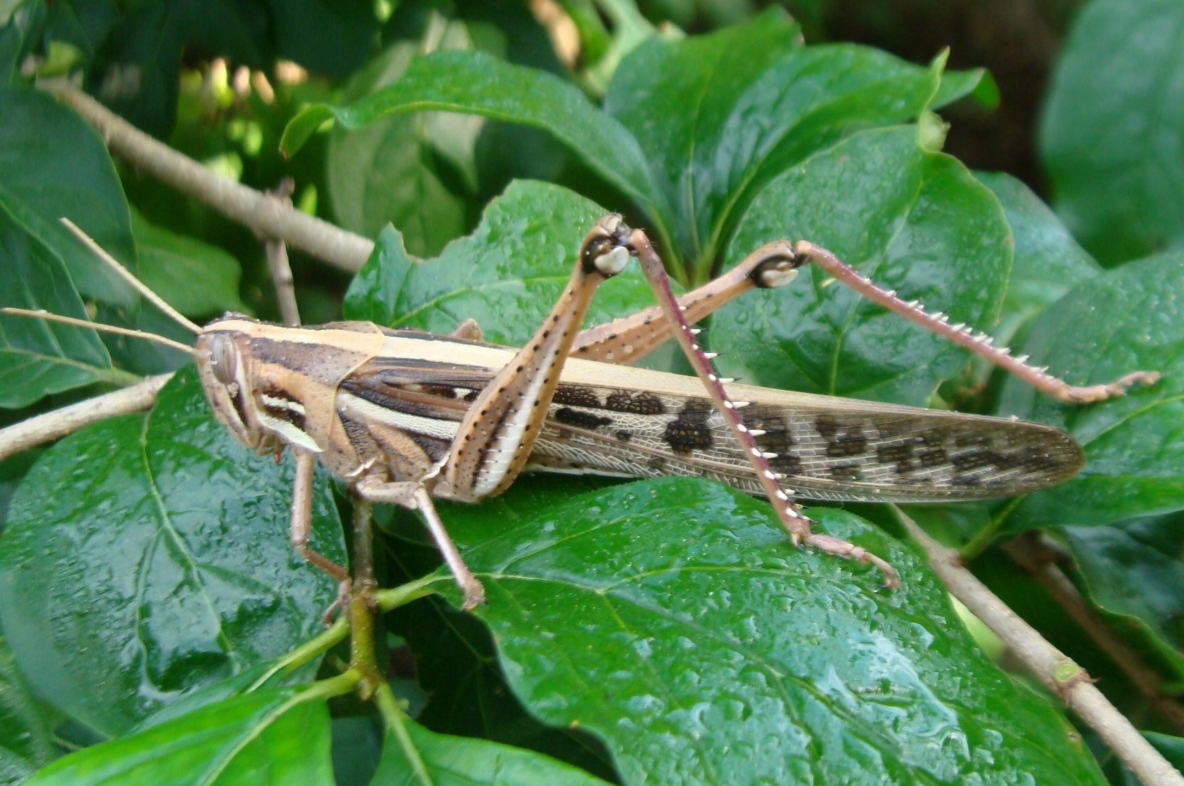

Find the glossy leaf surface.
[
  {"left": 0, "top": 369, "right": 345, "bottom": 737},
  {"left": 344, "top": 181, "right": 658, "bottom": 344},
  {"left": 24, "top": 688, "right": 333, "bottom": 786},
  {"left": 974, "top": 171, "right": 1101, "bottom": 347},
  {"left": 0, "top": 635, "right": 54, "bottom": 784},
  {"left": 1000, "top": 252, "right": 1184, "bottom": 530},
  {"left": 430, "top": 477, "right": 1105, "bottom": 785},
  {"left": 717, "top": 125, "right": 1011, "bottom": 405},
  {"left": 605, "top": 11, "right": 984, "bottom": 265}
]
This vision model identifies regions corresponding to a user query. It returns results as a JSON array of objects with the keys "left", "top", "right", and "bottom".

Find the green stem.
[
  {"left": 375, "top": 574, "right": 445, "bottom": 613},
  {"left": 350, "top": 497, "right": 382, "bottom": 697},
  {"left": 375, "top": 681, "right": 434, "bottom": 786},
  {"left": 298, "top": 669, "right": 362, "bottom": 703},
  {"left": 253, "top": 618, "right": 349, "bottom": 690},
  {"left": 959, "top": 496, "right": 1023, "bottom": 561}
]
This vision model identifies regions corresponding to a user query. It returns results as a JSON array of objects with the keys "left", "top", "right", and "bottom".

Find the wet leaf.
[
  {"left": 343, "top": 181, "right": 657, "bottom": 345},
  {"left": 718, "top": 125, "right": 1011, "bottom": 406},
  {"left": 0, "top": 635, "right": 55, "bottom": 784},
  {"left": 389, "top": 582, "right": 616, "bottom": 781},
  {"left": 974, "top": 171, "right": 1101, "bottom": 348},
  {"left": 24, "top": 688, "right": 333, "bottom": 786},
  {"left": 0, "top": 369, "right": 345, "bottom": 737},
  {"left": 436, "top": 477, "right": 1104, "bottom": 785},
  {"left": 1000, "top": 251, "right": 1184, "bottom": 530},
  {"left": 606, "top": 11, "right": 983, "bottom": 268}
]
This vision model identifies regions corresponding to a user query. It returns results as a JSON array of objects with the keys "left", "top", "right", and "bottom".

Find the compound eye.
[
  {"left": 209, "top": 335, "right": 238, "bottom": 385},
  {"left": 580, "top": 234, "right": 615, "bottom": 272}
]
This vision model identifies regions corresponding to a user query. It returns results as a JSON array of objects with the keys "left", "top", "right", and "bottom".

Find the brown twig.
[
  {"left": 260, "top": 178, "right": 302, "bottom": 326},
  {"left": 896, "top": 508, "right": 1184, "bottom": 786},
  {"left": 1004, "top": 533, "right": 1184, "bottom": 734},
  {"left": 0, "top": 374, "right": 173, "bottom": 460},
  {"left": 40, "top": 80, "right": 374, "bottom": 274}
]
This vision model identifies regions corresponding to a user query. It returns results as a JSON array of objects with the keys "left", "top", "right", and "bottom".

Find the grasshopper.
[{"left": 4, "top": 215, "right": 1158, "bottom": 610}]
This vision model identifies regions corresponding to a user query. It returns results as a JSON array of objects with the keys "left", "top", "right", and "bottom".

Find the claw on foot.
[
  {"left": 460, "top": 578, "right": 486, "bottom": 611},
  {"left": 1061, "top": 370, "right": 1161, "bottom": 403},
  {"left": 321, "top": 577, "right": 353, "bottom": 626},
  {"left": 803, "top": 532, "right": 901, "bottom": 589}
]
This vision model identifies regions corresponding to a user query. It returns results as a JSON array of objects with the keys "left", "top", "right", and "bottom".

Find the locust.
[{"left": 4, "top": 215, "right": 1159, "bottom": 610}]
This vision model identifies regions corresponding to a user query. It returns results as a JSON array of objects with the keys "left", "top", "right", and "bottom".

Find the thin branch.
[
  {"left": 0, "top": 374, "right": 172, "bottom": 460},
  {"left": 40, "top": 80, "right": 374, "bottom": 274},
  {"left": 1004, "top": 533, "right": 1184, "bottom": 734},
  {"left": 896, "top": 508, "right": 1184, "bottom": 786},
  {"left": 260, "top": 178, "right": 302, "bottom": 326}
]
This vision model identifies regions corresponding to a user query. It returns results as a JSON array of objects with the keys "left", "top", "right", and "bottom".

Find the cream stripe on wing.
[{"left": 337, "top": 391, "right": 462, "bottom": 442}]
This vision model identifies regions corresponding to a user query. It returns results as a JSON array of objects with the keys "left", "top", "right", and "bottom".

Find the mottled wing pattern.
[
  {"left": 529, "top": 386, "right": 1084, "bottom": 503},
  {"left": 337, "top": 332, "right": 1082, "bottom": 504}
]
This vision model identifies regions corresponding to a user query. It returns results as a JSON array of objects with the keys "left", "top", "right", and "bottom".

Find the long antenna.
[
  {"left": 0, "top": 307, "right": 197, "bottom": 356},
  {"left": 60, "top": 217, "right": 203, "bottom": 335}
]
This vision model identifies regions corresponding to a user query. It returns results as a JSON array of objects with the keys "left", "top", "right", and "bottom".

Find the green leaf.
[
  {"left": 1060, "top": 513, "right": 1184, "bottom": 677},
  {"left": 343, "top": 181, "right": 657, "bottom": 345},
  {"left": 0, "top": 368, "right": 345, "bottom": 737},
  {"left": 375, "top": 714, "right": 613, "bottom": 786},
  {"left": 390, "top": 584, "right": 616, "bottom": 780},
  {"left": 0, "top": 1, "right": 46, "bottom": 86},
  {"left": 130, "top": 210, "right": 245, "bottom": 318},
  {"left": 1039, "top": 0, "right": 1184, "bottom": 264},
  {"left": 25, "top": 688, "right": 334, "bottom": 786},
  {"left": 0, "top": 87, "right": 138, "bottom": 305},
  {"left": 603, "top": 9, "right": 801, "bottom": 263},
  {"left": 605, "top": 11, "right": 984, "bottom": 270},
  {"left": 282, "top": 50, "right": 665, "bottom": 233},
  {"left": 974, "top": 171, "right": 1101, "bottom": 349},
  {"left": 0, "top": 635, "right": 56, "bottom": 784},
  {"left": 1000, "top": 251, "right": 1184, "bottom": 530},
  {"left": 326, "top": 31, "right": 482, "bottom": 256},
  {"left": 0, "top": 86, "right": 162, "bottom": 406},
  {"left": 0, "top": 202, "right": 127, "bottom": 408},
  {"left": 437, "top": 477, "right": 1104, "bottom": 785},
  {"left": 933, "top": 64, "right": 998, "bottom": 111},
  {"left": 717, "top": 125, "right": 1012, "bottom": 405}
]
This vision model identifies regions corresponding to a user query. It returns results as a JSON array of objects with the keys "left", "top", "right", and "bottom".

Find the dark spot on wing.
[
  {"left": 604, "top": 391, "right": 666, "bottom": 415},
  {"left": 553, "top": 407, "right": 613, "bottom": 430},
  {"left": 663, "top": 400, "right": 714, "bottom": 455}
]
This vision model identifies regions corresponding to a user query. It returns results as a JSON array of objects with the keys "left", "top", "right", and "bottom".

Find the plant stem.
[
  {"left": 1004, "top": 533, "right": 1184, "bottom": 734},
  {"left": 897, "top": 506, "right": 1184, "bottom": 786},
  {"left": 959, "top": 495, "right": 1022, "bottom": 560},
  {"left": 0, "top": 373, "right": 172, "bottom": 460},
  {"left": 349, "top": 497, "right": 382, "bottom": 697},
  {"left": 375, "top": 681, "right": 434, "bottom": 786},
  {"left": 40, "top": 80, "right": 374, "bottom": 274}
]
